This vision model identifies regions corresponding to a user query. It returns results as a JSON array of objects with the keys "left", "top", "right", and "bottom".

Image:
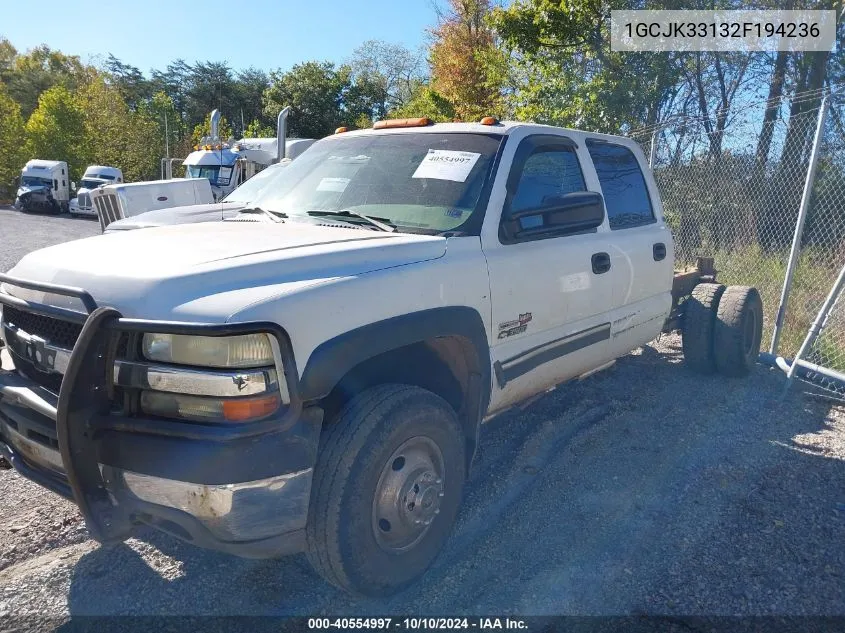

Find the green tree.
[
  {"left": 244, "top": 119, "right": 274, "bottom": 137},
  {"left": 490, "top": 0, "right": 682, "bottom": 131},
  {"left": 388, "top": 83, "right": 456, "bottom": 122},
  {"left": 0, "top": 38, "right": 16, "bottom": 76},
  {"left": 263, "top": 61, "right": 353, "bottom": 138},
  {"left": 104, "top": 53, "right": 150, "bottom": 110},
  {"left": 25, "top": 85, "right": 87, "bottom": 179},
  {"left": 185, "top": 61, "right": 238, "bottom": 129},
  {"left": 430, "top": 0, "right": 503, "bottom": 120},
  {"left": 234, "top": 68, "right": 271, "bottom": 135},
  {"left": 78, "top": 77, "right": 130, "bottom": 170},
  {"left": 348, "top": 40, "right": 424, "bottom": 120},
  {"left": 3, "top": 44, "right": 88, "bottom": 118},
  {"left": 150, "top": 59, "right": 192, "bottom": 139},
  {"left": 0, "top": 83, "right": 25, "bottom": 198},
  {"left": 136, "top": 90, "right": 188, "bottom": 162},
  {"left": 75, "top": 76, "right": 159, "bottom": 181},
  {"left": 123, "top": 109, "right": 161, "bottom": 182}
]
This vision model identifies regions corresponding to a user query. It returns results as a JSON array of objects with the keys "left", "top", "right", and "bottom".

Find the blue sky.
[{"left": 2, "top": 0, "right": 443, "bottom": 74}]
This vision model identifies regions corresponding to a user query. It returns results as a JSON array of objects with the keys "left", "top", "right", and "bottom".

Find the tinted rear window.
[{"left": 586, "top": 140, "right": 655, "bottom": 230}]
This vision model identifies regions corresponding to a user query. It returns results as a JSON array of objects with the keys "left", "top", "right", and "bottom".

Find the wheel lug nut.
[{"left": 438, "top": 492, "right": 444, "bottom": 497}]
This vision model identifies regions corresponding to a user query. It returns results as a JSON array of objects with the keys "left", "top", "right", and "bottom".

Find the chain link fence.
[
  {"left": 632, "top": 93, "right": 845, "bottom": 395},
  {"left": 799, "top": 100, "right": 845, "bottom": 396}
]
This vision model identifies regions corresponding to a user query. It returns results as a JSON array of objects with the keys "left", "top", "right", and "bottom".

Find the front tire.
[{"left": 306, "top": 384, "right": 465, "bottom": 596}]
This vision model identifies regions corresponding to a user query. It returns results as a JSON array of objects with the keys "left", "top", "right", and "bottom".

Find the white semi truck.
[
  {"left": 172, "top": 108, "right": 315, "bottom": 201},
  {"left": 69, "top": 165, "right": 124, "bottom": 217},
  {"left": 14, "top": 160, "right": 73, "bottom": 214}
]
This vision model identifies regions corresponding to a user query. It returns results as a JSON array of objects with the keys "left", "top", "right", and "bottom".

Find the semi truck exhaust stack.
[
  {"left": 276, "top": 107, "right": 291, "bottom": 162},
  {"left": 210, "top": 109, "right": 221, "bottom": 140}
]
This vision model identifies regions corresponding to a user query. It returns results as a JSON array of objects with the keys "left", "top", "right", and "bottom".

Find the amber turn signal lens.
[
  {"left": 222, "top": 394, "right": 281, "bottom": 422},
  {"left": 480, "top": 116, "right": 499, "bottom": 125},
  {"left": 335, "top": 126, "right": 349, "bottom": 134}
]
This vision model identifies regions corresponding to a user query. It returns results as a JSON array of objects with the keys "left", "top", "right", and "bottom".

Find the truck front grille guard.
[{"left": 0, "top": 272, "right": 302, "bottom": 542}]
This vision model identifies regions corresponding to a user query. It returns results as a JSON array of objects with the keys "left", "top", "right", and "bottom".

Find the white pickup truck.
[{"left": 0, "top": 117, "right": 763, "bottom": 597}]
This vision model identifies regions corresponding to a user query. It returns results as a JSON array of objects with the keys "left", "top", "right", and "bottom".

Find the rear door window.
[{"left": 586, "top": 140, "right": 655, "bottom": 230}]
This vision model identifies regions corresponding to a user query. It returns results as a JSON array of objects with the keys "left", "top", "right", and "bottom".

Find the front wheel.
[{"left": 306, "top": 384, "right": 465, "bottom": 596}]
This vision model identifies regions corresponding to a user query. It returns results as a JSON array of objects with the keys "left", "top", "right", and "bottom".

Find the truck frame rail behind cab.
[{"left": 663, "top": 257, "right": 718, "bottom": 333}]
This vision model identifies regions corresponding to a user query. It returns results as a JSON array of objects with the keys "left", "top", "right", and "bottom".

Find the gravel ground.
[{"left": 1, "top": 205, "right": 844, "bottom": 623}]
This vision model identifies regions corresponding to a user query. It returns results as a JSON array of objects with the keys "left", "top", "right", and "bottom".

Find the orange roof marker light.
[
  {"left": 335, "top": 126, "right": 349, "bottom": 134},
  {"left": 480, "top": 116, "right": 499, "bottom": 125},
  {"left": 373, "top": 117, "right": 432, "bottom": 130}
]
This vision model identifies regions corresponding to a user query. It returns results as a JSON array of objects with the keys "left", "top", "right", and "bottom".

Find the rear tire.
[
  {"left": 714, "top": 286, "right": 763, "bottom": 377},
  {"left": 682, "top": 282, "right": 726, "bottom": 374},
  {"left": 306, "top": 384, "right": 465, "bottom": 597}
]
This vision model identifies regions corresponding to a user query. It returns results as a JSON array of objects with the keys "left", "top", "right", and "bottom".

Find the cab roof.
[
  {"left": 84, "top": 165, "right": 122, "bottom": 176},
  {"left": 23, "top": 159, "right": 66, "bottom": 171},
  {"left": 331, "top": 120, "right": 638, "bottom": 148}
]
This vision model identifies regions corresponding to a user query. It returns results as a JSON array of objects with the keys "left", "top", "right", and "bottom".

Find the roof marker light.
[
  {"left": 373, "top": 117, "right": 432, "bottom": 130},
  {"left": 335, "top": 126, "right": 349, "bottom": 134},
  {"left": 480, "top": 116, "right": 499, "bottom": 125}
]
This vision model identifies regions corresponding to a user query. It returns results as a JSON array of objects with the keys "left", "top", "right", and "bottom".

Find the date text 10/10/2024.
[{"left": 308, "top": 618, "right": 529, "bottom": 630}]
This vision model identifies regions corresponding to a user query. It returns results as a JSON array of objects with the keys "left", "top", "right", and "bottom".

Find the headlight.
[
  {"left": 137, "top": 331, "right": 287, "bottom": 424},
  {"left": 142, "top": 333, "right": 274, "bottom": 368}
]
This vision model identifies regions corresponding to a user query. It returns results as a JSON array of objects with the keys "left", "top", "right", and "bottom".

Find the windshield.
[
  {"left": 223, "top": 164, "right": 287, "bottom": 203},
  {"left": 251, "top": 132, "right": 503, "bottom": 233},
  {"left": 80, "top": 179, "right": 106, "bottom": 189},
  {"left": 89, "top": 173, "right": 115, "bottom": 181},
  {"left": 186, "top": 164, "right": 233, "bottom": 186},
  {"left": 20, "top": 176, "right": 52, "bottom": 188}
]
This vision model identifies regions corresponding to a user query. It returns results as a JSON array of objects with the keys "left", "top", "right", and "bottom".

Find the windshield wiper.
[
  {"left": 238, "top": 207, "right": 286, "bottom": 223},
  {"left": 307, "top": 209, "right": 395, "bottom": 232}
]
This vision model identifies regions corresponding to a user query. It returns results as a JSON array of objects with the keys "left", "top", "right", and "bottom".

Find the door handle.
[
  {"left": 653, "top": 242, "right": 667, "bottom": 261},
  {"left": 591, "top": 252, "right": 611, "bottom": 274}
]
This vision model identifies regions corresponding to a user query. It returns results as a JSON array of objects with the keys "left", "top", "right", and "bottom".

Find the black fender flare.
[{"left": 299, "top": 307, "right": 492, "bottom": 466}]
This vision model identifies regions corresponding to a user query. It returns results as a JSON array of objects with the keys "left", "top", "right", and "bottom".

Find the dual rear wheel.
[{"left": 682, "top": 283, "right": 763, "bottom": 376}]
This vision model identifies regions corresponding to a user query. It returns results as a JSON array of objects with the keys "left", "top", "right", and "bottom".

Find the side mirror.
[
  {"left": 71, "top": 182, "right": 77, "bottom": 191},
  {"left": 502, "top": 191, "right": 605, "bottom": 241}
]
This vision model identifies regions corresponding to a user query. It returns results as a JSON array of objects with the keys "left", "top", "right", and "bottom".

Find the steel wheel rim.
[{"left": 372, "top": 436, "right": 445, "bottom": 553}]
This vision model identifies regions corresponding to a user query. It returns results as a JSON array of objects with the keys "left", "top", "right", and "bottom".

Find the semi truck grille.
[
  {"left": 93, "top": 192, "right": 122, "bottom": 229},
  {"left": 78, "top": 193, "right": 91, "bottom": 209},
  {"left": 2, "top": 305, "right": 82, "bottom": 349}
]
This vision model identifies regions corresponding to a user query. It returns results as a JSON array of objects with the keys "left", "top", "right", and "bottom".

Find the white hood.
[{"left": 5, "top": 222, "right": 447, "bottom": 321}]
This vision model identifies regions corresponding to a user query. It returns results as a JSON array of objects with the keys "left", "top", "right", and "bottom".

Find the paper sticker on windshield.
[
  {"left": 412, "top": 150, "right": 481, "bottom": 182},
  {"left": 317, "top": 177, "right": 350, "bottom": 192}
]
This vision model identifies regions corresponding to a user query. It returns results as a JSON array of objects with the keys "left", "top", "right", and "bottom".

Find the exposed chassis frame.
[{"left": 663, "top": 256, "right": 718, "bottom": 333}]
